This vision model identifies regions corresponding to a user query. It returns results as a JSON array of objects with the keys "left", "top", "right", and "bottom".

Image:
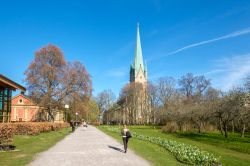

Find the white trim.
[
  {"left": 12, "top": 105, "right": 40, "bottom": 109},
  {"left": 13, "top": 107, "right": 17, "bottom": 121},
  {"left": 24, "top": 109, "right": 28, "bottom": 121}
]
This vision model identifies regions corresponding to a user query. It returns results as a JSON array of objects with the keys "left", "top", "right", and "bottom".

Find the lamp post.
[
  {"left": 75, "top": 112, "right": 78, "bottom": 125},
  {"left": 98, "top": 114, "right": 101, "bottom": 125},
  {"left": 65, "top": 104, "right": 69, "bottom": 109},
  {"left": 64, "top": 104, "right": 69, "bottom": 122}
]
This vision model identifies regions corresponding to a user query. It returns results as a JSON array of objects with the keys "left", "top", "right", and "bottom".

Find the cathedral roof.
[{"left": 133, "top": 23, "right": 145, "bottom": 74}]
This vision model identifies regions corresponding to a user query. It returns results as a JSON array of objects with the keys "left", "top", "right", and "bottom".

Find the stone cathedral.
[
  {"left": 129, "top": 23, "right": 149, "bottom": 124},
  {"left": 103, "top": 24, "right": 150, "bottom": 125}
]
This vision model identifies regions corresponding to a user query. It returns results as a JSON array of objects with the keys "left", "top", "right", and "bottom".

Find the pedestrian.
[
  {"left": 83, "top": 121, "right": 87, "bottom": 127},
  {"left": 121, "top": 124, "right": 131, "bottom": 153},
  {"left": 70, "top": 120, "right": 75, "bottom": 132}
]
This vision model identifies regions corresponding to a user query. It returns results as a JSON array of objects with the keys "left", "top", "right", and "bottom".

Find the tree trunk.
[
  {"left": 232, "top": 121, "right": 234, "bottom": 133},
  {"left": 47, "top": 108, "right": 54, "bottom": 122},
  {"left": 198, "top": 122, "right": 202, "bottom": 133},
  {"left": 241, "top": 123, "right": 246, "bottom": 138},
  {"left": 223, "top": 123, "right": 228, "bottom": 138},
  {"left": 219, "top": 118, "right": 224, "bottom": 135}
]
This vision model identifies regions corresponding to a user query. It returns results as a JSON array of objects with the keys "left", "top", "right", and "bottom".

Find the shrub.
[
  {"left": 12, "top": 123, "right": 40, "bottom": 135},
  {"left": 203, "top": 124, "right": 216, "bottom": 132},
  {"left": 0, "top": 124, "right": 14, "bottom": 145},
  {"left": 39, "top": 123, "right": 52, "bottom": 132},
  {"left": 12, "top": 122, "right": 69, "bottom": 135},
  {"left": 162, "top": 122, "right": 179, "bottom": 133},
  {"left": 0, "top": 122, "right": 69, "bottom": 147},
  {"left": 90, "top": 121, "right": 100, "bottom": 126}
]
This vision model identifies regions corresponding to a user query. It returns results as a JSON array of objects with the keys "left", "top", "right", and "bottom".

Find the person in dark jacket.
[
  {"left": 70, "top": 120, "right": 75, "bottom": 132},
  {"left": 121, "top": 124, "right": 130, "bottom": 153}
]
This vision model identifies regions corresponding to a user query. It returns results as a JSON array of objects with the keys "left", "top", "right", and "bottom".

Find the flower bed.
[
  {"left": 106, "top": 126, "right": 221, "bottom": 165},
  {"left": 0, "top": 122, "right": 69, "bottom": 146}
]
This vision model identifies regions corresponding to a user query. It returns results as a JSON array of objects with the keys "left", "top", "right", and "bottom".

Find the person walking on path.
[
  {"left": 83, "top": 121, "right": 88, "bottom": 127},
  {"left": 121, "top": 124, "right": 131, "bottom": 153},
  {"left": 70, "top": 120, "right": 75, "bottom": 132}
]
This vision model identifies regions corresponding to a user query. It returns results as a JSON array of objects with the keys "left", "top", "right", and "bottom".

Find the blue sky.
[{"left": 0, "top": 0, "right": 250, "bottom": 98}]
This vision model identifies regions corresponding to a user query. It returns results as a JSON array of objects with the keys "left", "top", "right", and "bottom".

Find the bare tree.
[
  {"left": 88, "top": 98, "right": 100, "bottom": 123},
  {"left": 233, "top": 85, "right": 250, "bottom": 137},
  {"left": 147, "top": 82, "right": 160, "bottom": 124},
  {"left": 25, "top": 44, "right": 92, "bottom": 121},
  {"left": 96, "top": 89, "right": 116, "bottom": 123},
  {"left": 119, "top": 82, "right": 145, "bottom": 124},
  {"left": 157, "top": 77, "right": 176, "bottom": 107},
  {"left": 179, "top": 73, "right": 195, "bottom": 98},
  {"left": 96, "top": 89, "right": 115, "bottom": 112},
  {"left": 179, "top": 73, "right": 210, "bottom": 100},
  {"left": 195, "top": 75, "right": 211, "bottom": 96},
  {"left": 64, "top": 61, "right": 92, "bottom": 97},
  {"left": 213, "top": 90, "right": 242, "bottom": 138},
  {"left": 244, "top": 75, "right": 250, "bottom": 92}
]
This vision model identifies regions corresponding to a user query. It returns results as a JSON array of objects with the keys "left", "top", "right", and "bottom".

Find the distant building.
[
  {"left": 11, "top": 94, "right": 40, "bottom": 122},
  {"left": 129, "top": 23, "right": 148, "bottom": 124},
  {"left": 11, "top": 94, "right": 65, "bottom": 123},
  {"left": 53, "top": 110, "right": 65, "bottom": 123},
  {"left": 104, "top": 24, "right": 149, "bottom": 124},
  {"left": 0, "top": 74, "right": 26, "bottom": 122}
]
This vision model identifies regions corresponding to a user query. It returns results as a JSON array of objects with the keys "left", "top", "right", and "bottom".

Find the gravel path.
[{"left": 28, "top": 125, "right": 150, "bottom": 166}]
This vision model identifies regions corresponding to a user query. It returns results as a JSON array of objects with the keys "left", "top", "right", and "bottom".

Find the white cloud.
[
  {"left": 164, "top": 27, "right": 250, "bottom": 57},
  {"left": 209, "top": 53, "right": 250, "bottom": 90},
  {"left": 202, "top": 69, "right": 229, "bottom": 76}
]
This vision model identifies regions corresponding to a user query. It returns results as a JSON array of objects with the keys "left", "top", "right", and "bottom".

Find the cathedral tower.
[{"left": 130, "top": 23, "right": 147, "bottom": 84}]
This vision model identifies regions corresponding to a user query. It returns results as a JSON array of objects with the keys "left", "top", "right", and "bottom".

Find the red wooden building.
[
  {"left": 11, "top": 94, "right": 39, "bottom": 122},
  {"left": 0, "top": 74, "right": 26, "bottom": 122},
  {"left": 11, "top": 94, "right": 65, "bottom": 122}
]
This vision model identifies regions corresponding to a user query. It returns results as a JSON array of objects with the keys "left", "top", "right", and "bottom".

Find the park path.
[{"left": 28, "top": 125, "right": 150, "bottom": 166}]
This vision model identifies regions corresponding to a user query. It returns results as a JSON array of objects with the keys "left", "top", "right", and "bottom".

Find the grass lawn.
[
  {"left": 0, "top": 127, "right": 71, "bottom": 166},
  {"left": 175, "top": 131, "right": 250, "bottom": 154},
  {"left": 98, "top": 126, "right": 184, "bottom": 166},
  {"left": 98, "top": 125, "right": 250, "bottom": 166}
]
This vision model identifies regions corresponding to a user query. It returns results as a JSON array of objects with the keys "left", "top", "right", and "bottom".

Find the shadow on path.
[{"left": 108, "top": 145, "right": 124, "bottom": 153}]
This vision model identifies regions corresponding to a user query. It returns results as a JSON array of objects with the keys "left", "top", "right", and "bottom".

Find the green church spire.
[
  {"left": 130, "top": 23, "right": 147, "bottom": 83},
  {"left": 134, "top": 23, "right": 144, "bottom": 74}
]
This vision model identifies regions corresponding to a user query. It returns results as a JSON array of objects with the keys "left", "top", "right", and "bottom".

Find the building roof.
[
  {"left": 0, "top": 74, "right": 26, "bottom": 92},
  {"left": 12, "top": 93, "right": 38, "bottom": 106},
  {"left": 133, "top": 23, "right": 145, "bottom": 75},
  {"left": 12, "top": 93, "right": 32, "bottom": 102}
]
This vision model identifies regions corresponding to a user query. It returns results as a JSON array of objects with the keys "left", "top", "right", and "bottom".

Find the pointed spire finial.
[{"left": 134, "top": 23, "right": 144, "bottom": 75}]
